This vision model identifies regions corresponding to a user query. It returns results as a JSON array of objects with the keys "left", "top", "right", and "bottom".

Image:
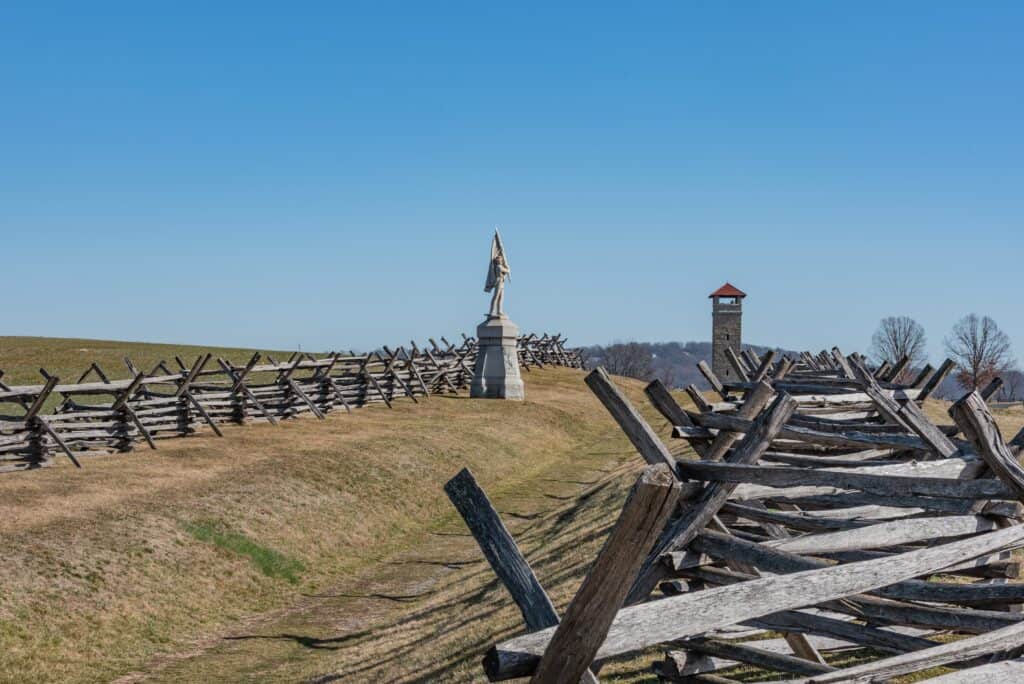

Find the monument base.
[{"left": 470, "top": 315, "right": 525, "bottom": 400}]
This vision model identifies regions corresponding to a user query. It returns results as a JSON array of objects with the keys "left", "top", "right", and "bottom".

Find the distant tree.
[
  {"left": 656, "top": 365, "right": 676, "bottom": 389},
  {"left": 869, "top": 316, "right": 927, "bottom": 382},
  {"left": 1001, "top": 368, "right": 1023, "bottom": 402},
  {"left": 600, "top": 342, "right": 654, "bottom": 381},
  {"left": 944, "top": 314, "right": 1016, "bottom": 391}
]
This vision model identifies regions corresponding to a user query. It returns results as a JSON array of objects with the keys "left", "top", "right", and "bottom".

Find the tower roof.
[{"left": 708, "top": 282, "right": 747, "bottom": 299}]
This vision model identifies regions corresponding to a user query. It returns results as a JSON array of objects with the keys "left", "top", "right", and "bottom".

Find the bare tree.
[
  {"left": 599, "top": 342, "right": 654, "bottom": 381},
  {"left": 944, "top": 314, "right": 1016, "bottom": 391},
  {"left": 656, "top": 364, "right": 676, "bottom": 389},
  {"left": 869, "top": 316, "right": 927, "bottom": 382}
]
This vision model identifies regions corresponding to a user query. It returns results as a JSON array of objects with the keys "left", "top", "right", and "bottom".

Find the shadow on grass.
[
  {"left": 223, "top": 629, "right": 372, "bottom": 650},
  {"left": 288, "top": 456, "right": 636, "bottom": 683}
]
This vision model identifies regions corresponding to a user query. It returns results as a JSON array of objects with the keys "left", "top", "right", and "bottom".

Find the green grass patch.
[{"left": 184, "top": 521, "right": 305, "bottom": 584}]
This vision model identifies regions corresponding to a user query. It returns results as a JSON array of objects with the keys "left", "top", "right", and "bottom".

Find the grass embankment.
[{"left": 0, "top": 335, "right": 673, "bottom": 683}]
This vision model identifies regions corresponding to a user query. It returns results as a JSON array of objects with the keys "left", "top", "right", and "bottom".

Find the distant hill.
[{"left": 582, "top": 341, "right": 800, "bottom": 389}]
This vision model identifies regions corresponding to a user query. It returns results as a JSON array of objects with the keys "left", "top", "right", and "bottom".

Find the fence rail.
[
  {"left": 0, "top": 333, "right": 583, "bottom": 473},
  {"left": 449, "top": 345, "right": 1024, "bottom": 683}
]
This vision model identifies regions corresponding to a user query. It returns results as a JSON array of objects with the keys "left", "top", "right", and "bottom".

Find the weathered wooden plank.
[
  {"left": 586, "top": 368, "right": 675, "bottom": 470},
  {"left": 669, "top": 636, "right": 835, "bottom": 677},
  {"left": 803, "top": 620, "right": 1024, "bottom": 683},
  {"left": 764, "top": 515, "right": 998, "bottom": 555},
  {"left": 704, "top": 381, "right": 775, "bottom": 462},
  {"left": 686, "top": 531, "right": 1024, "bottom": 606},
  {"left": 444, "top": 469, "right": 565, "bottom": 627},
  {"left": 674, "top": 461, "right": 1012, "bottom": 501},
  {"left": 645, "top": 379, "right": 692, "bottom": 429},
  {"left": 851, "top": 358, "right": 959, "bottom": 457},
  {"left": 483, "top": 525, "right": 1024, "bottom": 680},
  {"left": 772, "top": 356, "right": 795, "bottom": 381},
  {"left": 698, "top": 360, "right": 729, "bottom": 400},
  {"left": 681, "top": 411, "right": 931, "bottom": 452},
  {"left": 686, "top": 384, "right": 714, "bottom": 412},
  {"left": 726, "top": 347, "right": 752, "bottom": 382},
  {"left": 950, "top": 391, "right": 1024, "bottom": 502},
  {"left": 751, "top": 350, "right": 778, "bottom": 383},
  {"left": 746, "top": 610, "right": 937, "bottom": 655},
  {"left": 528, "top": 464, "right": 679, "bottom": 684},
  {"left": 918, "top": 358, "right": 955, "bottom": 400},
  {"left": 831, "top": 347, "right": 855, "bottom": 380},
  {"left": 925, "top": 659, "right": 1024, "bottom": 683}
]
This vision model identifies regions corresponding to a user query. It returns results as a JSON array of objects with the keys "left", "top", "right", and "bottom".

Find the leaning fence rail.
[{"left": 0, "top": 333, "right": 583, "bottom": 473}]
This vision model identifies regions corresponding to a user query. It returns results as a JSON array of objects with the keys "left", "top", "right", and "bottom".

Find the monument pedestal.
[{"left": 470, "top": 315, "right": 524, "bottom": 400}]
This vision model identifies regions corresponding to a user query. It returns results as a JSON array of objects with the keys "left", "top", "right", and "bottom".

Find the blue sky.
[{"left": 1, "top": 2, "right": 1021, "bottom": 362}]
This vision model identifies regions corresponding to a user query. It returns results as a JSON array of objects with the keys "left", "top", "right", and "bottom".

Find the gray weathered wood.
[
  {"left": 625, "top": 393, "right": 797, "bottom": 604},
  {"left": 442, "top": 468, "right": 602, "bottom": 684},
  {"left": 926, "top": 659, "right": 1024, "bottom": 683},
  {"left": 528, "top": 464, "right": 679, "bottom": 684},
  {"left": 483, "top": 525, "right": 1024, "bottom": 680},
  {"left": 586, "top": 367, "right": 675, "bottom": 470},
  {"left": 704, "top": 381, "right": 775, "bottom": 462},
  {"left": 674, "top": 460, "right": 1014, "bottom": 501},
  {"left": 803, "top": 620, "right": 1024, "bottom": 683},
  {"left": 918, "top": 358, "right": 955, "bottom": 400},
  {"left": 951, "top": 391, "right": 1024, "bottom": 502},
  {"left": 698, "top": 360, "right": 729, "bottom": 400}
]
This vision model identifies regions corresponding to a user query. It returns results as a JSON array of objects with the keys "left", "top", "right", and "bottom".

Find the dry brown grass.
[{"left": 0, "top": 363, "right": 681, "bottom": 683}]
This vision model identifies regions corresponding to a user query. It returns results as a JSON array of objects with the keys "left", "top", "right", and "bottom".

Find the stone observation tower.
[{"left": 709, "top": 282, "right": 746, "bottom": 381}]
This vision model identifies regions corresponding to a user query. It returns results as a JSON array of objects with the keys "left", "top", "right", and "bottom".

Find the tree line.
[{"left": 584, "top": 314, "right": 1020, "bottom": 401}]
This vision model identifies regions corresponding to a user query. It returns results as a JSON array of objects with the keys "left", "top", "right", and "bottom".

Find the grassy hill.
[
  {"left": 0, "top": 336, "right": 682, "bottom": 682},
  {"left": 0, "top": 336, "right": 299, "bottom": 387}
]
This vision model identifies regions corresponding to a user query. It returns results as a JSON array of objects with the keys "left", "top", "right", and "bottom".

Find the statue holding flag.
[
  {"left": 484, "top": 229, "right": 511, "bottom": 318},
  {"left": 471, "top": 228, "right": 524, "bottom": 400}
]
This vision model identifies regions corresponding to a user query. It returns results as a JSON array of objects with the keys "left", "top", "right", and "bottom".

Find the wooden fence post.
[
  {"left": 444, "top": 468, "right": 600, "bottom": 684},
  {"left": 527, "top": 464, "right": 680, "bottom": 684}
]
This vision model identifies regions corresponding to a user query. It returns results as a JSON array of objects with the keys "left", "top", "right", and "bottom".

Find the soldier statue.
[{"left": 484, "top": 229, "right": 511, "bottom": 318}]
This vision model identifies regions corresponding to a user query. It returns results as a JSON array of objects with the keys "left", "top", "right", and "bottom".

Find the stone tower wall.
[{"left": 711, "top": 299, "right": 742, "bottom": 380}]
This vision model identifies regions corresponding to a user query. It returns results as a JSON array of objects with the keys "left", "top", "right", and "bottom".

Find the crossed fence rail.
[
  {"left": 449, "top": 345, "right": 1024, "bottom": 683},
  {"left": 0, "top": 333, "right": 582, "bottom": 473}
]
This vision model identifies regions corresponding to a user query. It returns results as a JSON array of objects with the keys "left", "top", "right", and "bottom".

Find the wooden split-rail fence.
[
  {"left": 0, "top": 333, "right": 583, "bottom": 474},
  {"left": 447, "top": 345, "right": 1024, "bottom": 683}
]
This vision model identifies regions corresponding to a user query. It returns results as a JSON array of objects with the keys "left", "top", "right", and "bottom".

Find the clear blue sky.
[{"left": 2, "top": 2, "right": 1021, "bottom": 362}]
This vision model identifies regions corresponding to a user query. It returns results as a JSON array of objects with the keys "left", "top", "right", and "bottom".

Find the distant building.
[{"left": 710, "top": 282, "right": 746, "bottom": 381}]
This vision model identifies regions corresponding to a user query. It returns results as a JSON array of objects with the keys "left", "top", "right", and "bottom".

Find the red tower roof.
[{"left": 708, "top": 282, "right": 747, "bottom": 298}]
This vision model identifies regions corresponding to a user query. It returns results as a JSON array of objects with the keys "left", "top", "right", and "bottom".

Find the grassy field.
[
  {"left": 1, "top": 336, "right": 1023, "bottom": 683},
  {"left": 0, "top": 336, "right": 302, "bottom": 414},
  {"left": 0, "top": 336, "right": 301, "bottom": 387},
  {"left": 0, "top": 334, "right": 680, "bottom": 683}
]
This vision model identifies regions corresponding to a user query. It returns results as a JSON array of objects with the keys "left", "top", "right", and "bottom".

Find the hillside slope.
[{"left": 0, "top": 364, "right": 676, "bottom": 682}]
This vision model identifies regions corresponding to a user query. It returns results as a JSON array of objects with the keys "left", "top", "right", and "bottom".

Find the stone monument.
[{"left": 470, "top": 229, "right": 525, "bottom": 400}]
